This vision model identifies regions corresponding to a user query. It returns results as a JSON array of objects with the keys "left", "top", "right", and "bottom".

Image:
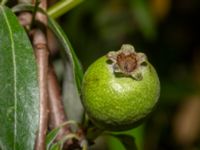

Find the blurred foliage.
[
  {"left": 59, "top": 0, "right": 200, "bottom": 149},
  {"left": 4, "top": 0, "right": 200, "bottom": 149}
]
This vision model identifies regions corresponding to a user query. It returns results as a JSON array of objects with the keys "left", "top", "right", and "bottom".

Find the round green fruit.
[{"left": 82, "top": 44, "right": 160, "bottom": 131}]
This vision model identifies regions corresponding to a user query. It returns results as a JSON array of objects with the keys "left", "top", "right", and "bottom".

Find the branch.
[
  {"left": 16, "top": 0, "right": 49, "bottom": 149},
  {"left": 17, "top": 0, "right": 32, "bottom": 31},
  {"left": 48, "top": 64, "right": 71, "bottom": 140},
  {"left": 33, "top": 0, "right": 49, "bottom": 150},
  {"left": 17, "top": 0, "right": 87, "bottom": 149},
  {"left": 33, "top": 29, "right": 49, "bottom": 150}
]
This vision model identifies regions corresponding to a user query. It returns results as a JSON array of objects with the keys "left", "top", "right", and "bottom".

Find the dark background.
[
  {"left": 8, "top": 0, "right": 200, "bottom": 149},
  {"left": 60, "top": 0, "right": 200, "bottom": 149}
]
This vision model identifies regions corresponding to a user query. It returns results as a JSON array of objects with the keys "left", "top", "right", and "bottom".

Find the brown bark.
[
  {"left": 48, "top": 64, "right": 71, "bottom": 139},
  {"left": 33, "top": 29, "right": 49, "bottom": 150},
  {"left": 18, "top": 12, "right": 32, "bottom": 30},
  {"left": 17, "top": 0, "right": 49, "bottom": 149},
  {"left": 33, "top": 1, "right": 49, "bottom": 150},
  {"left": 17, "top": 0, "right": 86, "bottom": 149}
]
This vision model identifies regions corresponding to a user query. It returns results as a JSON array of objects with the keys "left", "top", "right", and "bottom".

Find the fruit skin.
[{"left": 81, "top": 45, "right": 160, "bottom": 131}]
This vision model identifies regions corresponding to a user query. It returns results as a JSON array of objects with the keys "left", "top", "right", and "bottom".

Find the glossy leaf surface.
[
  {"left": 46, "top": 127, "right": 60, "bottom": 150},
  {"left": 48, "top": 14, "right": 84, "bottom": 123},
  {"left": 0, "top": 6, "right": 39, "bottom": 150},
  {"left": 12, "top": 2, "right": 84, "bottom": 123}
]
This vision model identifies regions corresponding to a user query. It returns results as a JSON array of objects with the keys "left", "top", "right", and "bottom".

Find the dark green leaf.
[
  {"left": 49, "top": 143, "right": 61, "bottom": 150},
  {"left": 130, "top": 0, "right": 156, "bottom": 40},
  {"left": 12, "top": 3, "right": 83, "bottom": 92},
  {"left": 48, "top": 18, "right": 84, "bottom": 123},
  {"left": 47, "top": 0, "right": 83, "bottom": 19},
  {"left": 48, "top": 17, "right": 83, "bottom": 91},
  {"left": 0, "top": 6, "right": 39, "bottom": 150},
  {"left": 12, "top": 3, "right": 85, "bottom": 123},
  {"left": 111, "top": 134, "right": 137, "bottom": 150},
  {"left": 46, "top": 128, "right": 60, "bottom": 149},
  {"left": 46, "top": 120, "right": 80, "bottom": 149}
]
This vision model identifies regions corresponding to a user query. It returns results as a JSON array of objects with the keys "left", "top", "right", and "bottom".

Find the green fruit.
[{"left": 82, "top": 44, "right": 160, "bottom": 131}]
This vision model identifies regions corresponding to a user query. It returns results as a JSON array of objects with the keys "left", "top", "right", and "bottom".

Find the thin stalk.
[
  {"left": 30, "top": 0, "right": 40, "bottom": 28},
  {"left": 33, "top": 0, "right": 49, "bottom": 149},
  {"left": 47, "top": 0, "right": 83, "bottom": 19},
  {"left": 33, "top": 29, "right": 49, "bottom": 150},
  {"left": 48, "top": 64, "right": 72, "bottom": 140}
]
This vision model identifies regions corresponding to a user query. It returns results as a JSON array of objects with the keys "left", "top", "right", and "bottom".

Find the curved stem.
[
  {"left": 48, "top": 64, "right": 72, "bottom": 140},
  {"left": 47, "top": 0, "right": 83, "bottom": 19},
  {"left": 86, "top": 125, "right": 104, "bottom": 142},
  {"left": 30, "top": 0, "right": 40, "bottom": 28}
]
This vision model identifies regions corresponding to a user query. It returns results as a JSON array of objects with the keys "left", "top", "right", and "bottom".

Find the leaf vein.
[{"left": 1, "top": 6, "right": 17, "bottom": 150}]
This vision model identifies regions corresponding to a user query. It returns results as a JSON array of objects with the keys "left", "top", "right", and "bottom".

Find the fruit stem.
[{"left": 86, "top": 125, "right": 104, "bottom": 142}]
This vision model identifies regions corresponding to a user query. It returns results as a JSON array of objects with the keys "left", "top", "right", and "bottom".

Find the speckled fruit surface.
[{"left": 81, "top": 45, "right": 160, "bottom": 131}]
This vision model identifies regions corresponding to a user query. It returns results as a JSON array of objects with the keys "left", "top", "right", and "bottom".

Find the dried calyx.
[{"left": 107, "top": 44, "right": 147, "bottom": 80}]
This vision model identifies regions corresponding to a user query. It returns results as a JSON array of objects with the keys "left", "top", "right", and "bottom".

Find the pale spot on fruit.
[
  {"left": 111, "top": 82, "right": 123, "bottom": 93},
  {"left": 82, "top": 45, "right": 160, "bottom": 131}
]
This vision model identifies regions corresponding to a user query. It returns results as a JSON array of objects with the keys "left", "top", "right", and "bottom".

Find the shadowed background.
[
  {"left": 59, "top": 0, "right": 200, "bottom": 149},
  {"left": 7, "top": 0, "right": 200, "bottom": 149}
]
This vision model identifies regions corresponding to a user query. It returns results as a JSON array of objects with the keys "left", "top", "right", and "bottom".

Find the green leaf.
[
  {"left": 48, "top": 17, "right": 83, "bottom": 91},
  {"left": 12, "top": 3, "right": 84, "bottom": 123},
  {"left": 111, "top": 134, "right": 137, "bottom": 150},
  {"left": 47, "top": 0, "right": 83, "bottom": 19},
  {"left": 12, "top": 3, "right": 83, "bottom": 92},
  {"left": 49, "top": 143, "right": 61, "bottom": 150},
  {"left": 0, "top": 6, "right": 39, "bottom": 150},
  {"left": 47, "top": 132, "right": 80, "bottom": 150},
  {"left": 48, "top": 18, "right": 84, "bottom": 123},
  {"left": 130, "top": 0, "right": 156, "bottom": 40},
  {"left": 46, "top": 120, "right": 79, "bottom": 149},
  {"left": 46, "top": 128, "right": 60, "bottom": 150},
  {"left": 46, "top": 121, "right": 80, "bottom": 150}
]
